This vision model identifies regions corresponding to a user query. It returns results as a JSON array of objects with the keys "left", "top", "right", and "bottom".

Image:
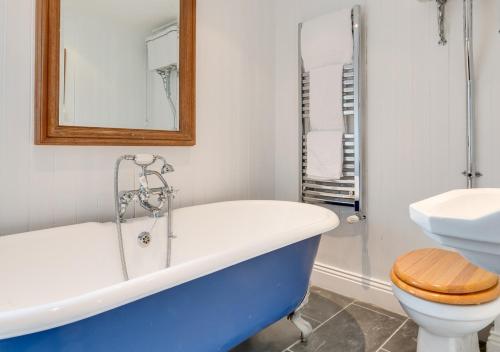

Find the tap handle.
[{"left": 161, "top": 163, "right": 175, "bottom": 174}]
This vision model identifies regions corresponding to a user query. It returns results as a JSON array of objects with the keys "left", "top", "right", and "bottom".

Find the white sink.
[{"left": 410, "top": 188, "right": 500, "bottom": 274}]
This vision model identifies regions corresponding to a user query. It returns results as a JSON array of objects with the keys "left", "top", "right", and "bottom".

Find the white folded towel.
[
  {"left": 309, "top": 64, "right": 344, "bottom": 131},
  {"left": 306, "top": 130, "right": 344, "bottom": 180},
  {"left": 301, "top": 8, "right": 353, "bottom": 71}
]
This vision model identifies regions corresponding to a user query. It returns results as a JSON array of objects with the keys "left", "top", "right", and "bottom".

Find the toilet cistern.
[{"left": 409, "top": 188, "right": 500, "bottom": 274}]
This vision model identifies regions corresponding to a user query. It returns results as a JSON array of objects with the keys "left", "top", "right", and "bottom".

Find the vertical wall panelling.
[
  {"left": 1, "top": 0, "right": 45, "bottom": 234},
  {"left": 274, "top": 0, "right": 299, "bottom": 202},
  {"left": 4, "top": 0, "right": 500, "bottom": 315},
  {"left": 0, "top": 0, "right": 276, "bottom": 236},
  {"left": 0, "top": 0, "right": 7, "bottom": 229},
  {"left": 274, "top": 0, "right": 500, "bottom": 313}
]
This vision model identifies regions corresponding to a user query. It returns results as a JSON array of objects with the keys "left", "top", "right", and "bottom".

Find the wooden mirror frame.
[{"left": 35, "top": 0, "right": 196, "bottom": 146}]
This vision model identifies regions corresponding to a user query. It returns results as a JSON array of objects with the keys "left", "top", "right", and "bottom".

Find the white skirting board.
[{"left": 310, "top": 261, "right": 406, "bottom": 316}]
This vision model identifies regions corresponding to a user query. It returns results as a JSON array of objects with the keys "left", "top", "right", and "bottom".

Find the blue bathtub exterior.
[{"left": 0, "top": 236, "right": 321, "bottom": 352}]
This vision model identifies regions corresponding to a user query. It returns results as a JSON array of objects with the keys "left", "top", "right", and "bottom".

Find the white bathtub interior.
[{"left": 0, "top": 201, "right": 338, "bottom": 316}]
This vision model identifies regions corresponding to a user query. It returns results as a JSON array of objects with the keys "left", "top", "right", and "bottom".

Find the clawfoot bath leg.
[
  {"left": 288, "top": 287, "right": 313, "bottom": 342},
  {"left": 289, "top": 312, "right": 313, "bottom": 342}
]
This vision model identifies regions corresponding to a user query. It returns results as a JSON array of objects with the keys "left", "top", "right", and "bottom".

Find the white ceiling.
[{"left": 62, "top": 0, "right": 179, "bottom": 29}]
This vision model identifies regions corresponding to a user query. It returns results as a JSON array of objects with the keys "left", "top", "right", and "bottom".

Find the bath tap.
[
  {"left": 137, "top": 169, "right": 174, "bottom": 215},
  {"left": 116, "top": 154, "right": 175, "bottom": 220},
  {"left": 114, "top": 154, "right": 176, "bottom": 281}
]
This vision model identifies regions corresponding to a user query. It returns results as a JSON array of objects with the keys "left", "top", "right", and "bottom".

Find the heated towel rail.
[{"left": 299, "top": 5, "right": 364, "bottom": 219}]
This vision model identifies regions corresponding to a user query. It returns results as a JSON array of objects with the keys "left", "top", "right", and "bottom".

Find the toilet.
[{"left": 391, "top": 248, "right": 500, "bottom": 352}]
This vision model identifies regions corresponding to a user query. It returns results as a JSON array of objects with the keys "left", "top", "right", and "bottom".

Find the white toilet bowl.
[
  {"left": 391, "top": 248, "right": 500, "bottom": 352},
  {"left": 393, "top": 284, "right": 500, "bottom": 352}
]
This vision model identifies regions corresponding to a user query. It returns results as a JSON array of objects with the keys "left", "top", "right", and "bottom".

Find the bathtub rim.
[{"left": 0, "top": 200, "right": 339, "bottom": 339}]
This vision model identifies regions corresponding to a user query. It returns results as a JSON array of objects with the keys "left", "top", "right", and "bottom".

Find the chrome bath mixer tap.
[{"left": 114, "top": 154, "right": 176, "bottom": 280}]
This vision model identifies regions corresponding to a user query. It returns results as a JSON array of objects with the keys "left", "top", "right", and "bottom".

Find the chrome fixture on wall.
[
  {"left": 114, "top": 154, "right": 176, "bottom": 280},
  {"left": 156, "top": 64, "right": 179, "bottom": 130},
  {"left": 420, "top": 0, "right": 483, "bottom": 188},
  {"left": 418, "top": 0, "right": 448, "bottom": 45},
  {"left": 436, "top": 0, "right": 448, "bottom": 45},
  {"left": 462, "top": 0, "right": 481, "bottom": 188},
  {"left": 299, "top": 5, "right": 365, "bottom": 222}
]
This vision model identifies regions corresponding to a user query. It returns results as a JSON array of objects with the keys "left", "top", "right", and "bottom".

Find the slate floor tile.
[
  {"left": 383, "top": 320, "right": 492, "bottom": 352},
  {"left": 382, "top": 320, "right": 417, "bottom": 352},
  {"left": 311, "top": 287, "right": 355, "bottom": 307},
  {"left": 352, "top": 301, "right": 405, "bottom": 321},
  {"left": 301, "top": 287, "right": 354, "bottom": 324},
  {"left": 233, "top": 287, "right": 493, "bottom": 352},
  {"left": 290, "top": 304, "right": 404, "bottom": 352},
  {"left": 478, "top": 323, "right": 493, "bottom": 343},
  {"left": 478, "top": 324, "right": 492, "bottom": 352},
  {"left": 230, "top": 317, "right": 301, "bottom": 352}
]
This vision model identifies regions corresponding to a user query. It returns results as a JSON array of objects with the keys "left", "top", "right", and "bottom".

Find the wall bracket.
[{"left": 436, "top": 0, "right": 448, "bottom": 45}]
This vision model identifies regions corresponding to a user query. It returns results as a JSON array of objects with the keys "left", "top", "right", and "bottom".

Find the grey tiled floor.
[{"left": 232, "top": 286, "right": 491, "bottom": 352}]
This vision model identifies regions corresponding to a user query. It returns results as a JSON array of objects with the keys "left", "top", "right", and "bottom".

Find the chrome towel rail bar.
[{"left": 299, "top": 5, "right": 365, "bottom": 221}]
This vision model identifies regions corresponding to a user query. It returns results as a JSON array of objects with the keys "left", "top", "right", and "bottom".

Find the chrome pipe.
[
  {"left": 114, "top": 155, "right": 134, "bottom": 281},
  {"left": 437, "top": 0, "right": 448, "bottom": 45},
  {"left": 463, "top": 0, "right": 476, "bottom": 188},
  {"left": 156, "top": 65, "right": 178, "bottom": 130},
  {"left": 298, "top": 23, "right": 304, "bottom": 202},
  {"left": 166, "top": 191, "right": 174, "bottom": 267},
  {"left": 352, "top": 5, "right": 365, "bottom": 219},
  {"left": 144, "top": 168, "right": 175, "bottom": 268}
]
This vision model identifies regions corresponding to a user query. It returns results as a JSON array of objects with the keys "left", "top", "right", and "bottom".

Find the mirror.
[
  {"left": 59, "top": 0, "right": 180, "bottom": 131},
  {"left": 35, "top": 0, "right": 196, "bottom": 145}
]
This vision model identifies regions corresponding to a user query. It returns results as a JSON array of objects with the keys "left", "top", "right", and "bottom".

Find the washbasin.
[{"left": 410, "top": 188, "right": 500, "bottom": 274}]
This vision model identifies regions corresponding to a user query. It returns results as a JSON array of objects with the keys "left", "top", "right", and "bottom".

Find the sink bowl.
[{"left": 410, "top": 188, "right": 500, "bottom": 274}]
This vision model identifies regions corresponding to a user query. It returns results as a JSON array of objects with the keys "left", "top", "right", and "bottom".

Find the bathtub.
[{"left": 0, "top": 200, "right": 338, "bottom": 352}]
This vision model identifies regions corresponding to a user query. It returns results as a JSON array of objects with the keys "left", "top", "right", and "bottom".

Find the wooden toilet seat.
[{"left": 391, "top": 248, "right": 500, "bottom": 305}]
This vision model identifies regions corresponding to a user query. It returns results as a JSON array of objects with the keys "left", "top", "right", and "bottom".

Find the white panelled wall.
[
  {"left": 0, "top": 0, "right": 275, "bottom": 235},
  {"left": 2, "top": 0, "right": 500, "bottom": 315},
  {"left": 274, "top": 0, "right": 500, "bottom": 313}
]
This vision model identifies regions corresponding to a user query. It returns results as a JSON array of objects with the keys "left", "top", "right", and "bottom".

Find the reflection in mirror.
[{"left": 59, "top": 0, "right": 180, "bottom": 131}]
